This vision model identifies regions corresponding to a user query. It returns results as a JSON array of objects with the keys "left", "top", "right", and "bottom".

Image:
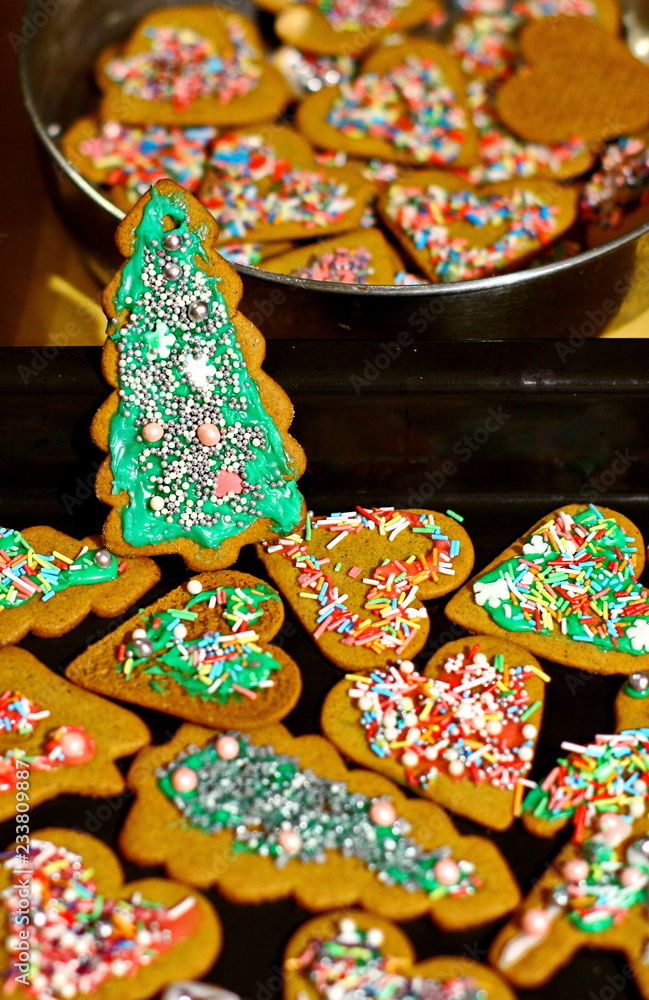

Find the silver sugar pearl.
[
  {"left": 629, "top": 671, "right": 649, "bottom": 693},
  {"left": 163, "top": 233, "right": 182, "bottom": 251},
  {"left": 134, "top": 638, "right": 154, "bottom": 658},
  {"left": 164, "top": 262, "right": 182, "bottom": 280},
  {"left": 188, "top": 301, "right": 209, "bottom": 321},
  {"left": 552, "top": 885, "right": 570, "bottom": 907},
  {"left": 93, "top": 549, "right": 113, "bottom": 568}
]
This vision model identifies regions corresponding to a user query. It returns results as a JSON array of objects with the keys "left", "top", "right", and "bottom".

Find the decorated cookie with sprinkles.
[
  {"left": 0, "top": 648, "right": 149, "bottom": 823},
  {"left": 262, "top": 228, "right": 402, "bottom": 284},
  {"left": 97, "top": 6, "right": 291, "bottom": 127},
  {"left": 581, "top": 131, "right": 649, "bottom": 247},
  {"left": 284, "top": 910, "right": 517, "bottom": 1000},
  {"left": 322, "top": 636, "right": 548, "bottom": 830},
  {"left": 446, "top": 504, "right": 649, "bottom": 675},
  {"left": 93, "top": 179, "right": 306, "bottom": 570},
  {"left": 378, "top": 170, "right": 578, "bottom": 282},
  {"left": 297, "top": 40, "right": 479, "bottom": 168},
  {"left": 256, "top": 0, "right": 441, "bottom": 57},
  {"left": 121, "top": 723, "right": 519, "bottom": 925},
  {"left": 199, "top": 125, "right": 376, "bottom": 244},
  {"left": 0, "top": 828, "right": 220, "bottom": 1000},
  {"left": 62, "top": 115, "right": 216, "bottom": 211},
  {"left": 271, "top": 45, "right": 358, "bottom": 98},
  {"left": 257, "top": 507, "right": 474, "bottom": 671},
  {"left": 66, "top": 571, "right": 302, "bottom": 729},
  {"left": 495, "top": 17, "right": 649, "bottom": 144},
  {"left": 489, "top": 677, "right": 649, "bottom": 997},
  {"left": 0, "top": 525, "right": 160, "bottom": 647}
]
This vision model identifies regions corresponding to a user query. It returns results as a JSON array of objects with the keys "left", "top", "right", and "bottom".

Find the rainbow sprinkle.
[
  {"left": 581, "top": 135, "right": 649, "bottom": 228},
  {"left": 309, "top": 0, "right": 410, "bottom": 31},
  {"left": 288, "top": 245, "right": 375, "bottom": 283}
]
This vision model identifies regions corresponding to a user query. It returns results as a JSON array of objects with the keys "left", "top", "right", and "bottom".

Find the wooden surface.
[{"left": 0, "top": 0, "right": 647, "bottom": 344}]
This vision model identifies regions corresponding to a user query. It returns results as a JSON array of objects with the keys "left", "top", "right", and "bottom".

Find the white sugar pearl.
[
  {"left": 406, "top": 727, "right": 420, "bottom": 741},
  {"left": 486, "top": 720, "right": 503, "bottom": 736},
  {"left": 472, "top": 652, "right": 489, "bottom": 666},
  {"left": 366, "top": 928, "right": 384, "bottom": 947},
  {"left": 519, "top": 745, "right": 534, "bottom": 762},
  {"left": 401, "top": 750, "right": 419, "bottom": 768},
  {"left": 383, "top": 711, "right": 397, "bottom": 727},
  {"left": 149, "top": 495, "right": 164, "bottom": 511},
  {"left": 173, "top": 624, "right": 188, "bottom": 640},
  {"left": 424, "top": 746, "right": 438, "bottom": 760},
  {"left": 186, "top": 579, "right": 203, "bottom": 595},
  {"left": 522, "top": 724, "right": 538, "bottom": 740},
  {"left": 630, "top": 798, "right": 646, "bottom": 818},
  {"left": 132, "top": 628, "right": 147, "bottom": 640},
  {"left": 384, "top": 726, "right": 399, "bottom": 742},
  {"left": 399, "top": 660, "right": 415, "bottom": 674},
  {"left": 404, "top": 712, "right": 419, "bottom": 727},
  {"left": 448, "top": 759, "right": 465, "bottom": 777},
  {"left": 358, "top": 695, "right": 374, "bottom": 711}
]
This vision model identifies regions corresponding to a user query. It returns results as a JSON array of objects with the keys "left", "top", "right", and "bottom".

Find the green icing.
[
  {"left": 0, "top": 527, "right": 119, "bottom": 611},
  {"left": 119, "top": 583, "right": 282, "bottom": 703},
  {"left": 158, "top": 734, "right": 482, "bottom": 897},
  {"left": 472, "top": 505, "right": 649, "bottom": 656},
  {"left": 107, "top": 186, "right": 304, "bottom": 549}
]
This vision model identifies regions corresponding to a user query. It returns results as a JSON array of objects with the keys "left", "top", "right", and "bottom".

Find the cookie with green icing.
[
  {"left": 490, "top": 677, "right": 649, "bottom": 997},
  {"left": 322, "top": 635, "right": 548, "bottom": 830},
  {"left": 93, "top": 178, "right": 306, "bottom": 570},
  {"left": 0, "top": 525, "right": 160, "bottom": 647},
  {"left": 284, "top": 910, "right": 517, "bottom": 1000},
  {"left": 66, "top": 571, "right": 302, "bottom": 729},
  {"left": 446, "top": 504, "right": 649, "bottom": 674},
  {"left": 120, "top": 722, "right": 520, "bottom": 926}
]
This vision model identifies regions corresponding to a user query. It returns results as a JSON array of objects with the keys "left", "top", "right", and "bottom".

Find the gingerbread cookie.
[
  {"left": 490, "top": 678, "right": 649, "bottom": 996},
  {"left": 581, "top": 132, "right": 649, "bottom": 247},
  {"left": 0, "top": 828, "right": 220, "bottom": 1000},
  {"left": 262, "top": 228, "right": 401, "bottom": 284},
  {"left": 199, "top": 126, "right": 376, "bottom": 244},
  {"left": 257, "top": 507, "right": 474, "bottom": 671},
  {"left": 219, "top": 241, "right": 295, "bottom": 267},
  {"left": 0, "top": 647, "right": 149, "bottom": 822},
  {"left": 93, "top": 179, "right": 306, "bottom": 570},
  {"left": 462, "top": 79, "right": 595, "bottom": 184},
  {"left": 97, "top": 6, "right": 290, "bottom": 127},
  {"left": 0, "top": 525, "right": 160, "bottom": 647},
  {"left": 379, "top": 170, "right": 578, "bottom": 281},
  {"left": 446, "top": 504, "right": 649, "bottom": 675},
  {"left": 322, "top": 636, "right": 548, "bottom": 830},
  {"left": 121, "top": 723, "right": 520, "bottom": 926},
  {"left": 258, "top": 0, "right": 440, "bottom": 58},
  {"left": 297, "top": 40, "right": 479, "bottom": 168},
  {"left": 66, "top": 571, "right": 302, "bottom": 729},
  {"left": 62, "top": 116, "right": 216, "bottom": 211},
  {"left": 284, "top": 911, "right": 516, "bottom": 1000},
  {"left": 495, "top": 17, "right": 649, "bottom": 144}
]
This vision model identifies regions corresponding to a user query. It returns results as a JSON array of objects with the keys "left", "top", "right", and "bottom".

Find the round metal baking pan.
[{"left": 18, "top": 0, "right": 649, "bottom": 338}]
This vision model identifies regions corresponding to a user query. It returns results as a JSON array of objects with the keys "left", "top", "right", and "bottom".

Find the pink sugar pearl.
[
  {"left": 562, "top": 858, "right": 589, "bottom": 883},
  {"left": 620, "top": 866, "right": 645, "bottom": 888},
  {"left": 433, "top": 858, "right": 460, "bottom": 886},
  {"left": 171, "top": 766, "right": 198, "bottom": 793},
  {"left": 215, "top": 735, "right": 240, "bottom": 760},
  {"left": 597, "top": 812, "right": 629, "bottom": 844},
  {"left": 369, "top": 800, "right": 397, "bottom": 827},
  {"left": 142, "top": 421, "right": 164, "bottom": 442},
  {"left": 277, "top": 829, "right": 302, "bottom": 853},
  {"left": 57, "top": 728, "right": 95, "bottom": 764},
  {"left": 521, "top": 907, "right": 553, "bottom": 938},
  {"left": 197, "top": 422, "right": 221, "bottom": 446}
]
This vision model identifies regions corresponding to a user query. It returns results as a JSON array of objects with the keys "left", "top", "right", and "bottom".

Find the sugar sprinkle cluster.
[
  {"left": 328, "top": 57, "right": 469, "bottom": 165},
  {"left": 263, "top": 507, "right": 462, "bottom": 657},
  {"left": 310, "top": 0, "right": 410, "bottom": 31},
  {"left": 581, "top": 135, "right": 649, "bottom": 228},
  {"left": 289, "top": 245, "right": 375, "bottom": 283},
  {"left": 1, "top": 839, "right": 197, "bottom": 998}
]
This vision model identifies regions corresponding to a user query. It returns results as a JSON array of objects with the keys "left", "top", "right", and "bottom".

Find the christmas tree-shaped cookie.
[
  {"left": 446, "top": 504, "right": 649, "bottom": 674},
  {"left": 93, "top": 179, "right": 306, "bottom": 570},
  {"left": 489, "top": 673, "right": 649, "bottom": 998}
]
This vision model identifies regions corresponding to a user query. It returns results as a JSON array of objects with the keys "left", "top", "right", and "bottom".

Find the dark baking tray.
[{"left": 1, "top": 341, "right": 649, "bottom": 999}]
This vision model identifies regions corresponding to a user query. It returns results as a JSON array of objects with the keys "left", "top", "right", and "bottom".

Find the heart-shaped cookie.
[
  {"left": 121, "top": 722, "right": 520, "bottom": 927},
  {"left": 490, "top": 678, "right": 649, "bottom": 997},
  {"left": 0, "top": 828, "right": 220, "bottom": 1000},
  {"left": 66, "top": 571, "right": 302, "bottom": 729},
  {"left": 258, "top": 0, "right": 440, "bottom": 57},
  {"left": 378, "top": 169, "right": 578, "bottom": 281},
  {"left": 199, "top": 125, "right": 376, "bottom": 243},
  {"left": 262, "top": 228, "right": 402, "bottom": 283},
  {"left": 284, "top": 911, "right": 516, "bottom": 1000},
  {"left": 257, "top": 507, "right": 474, "bottom": 671},
  {"left": 322, "top": 636, "right": 547, "bottom": 830},
  {"left": 297, "top": 40, "right": 479, "bottom": 167},
  {"left": 0, "top": 648, "right": 149, "bottom": 822},
  {"left": 97, "top": 7, "right": 291, "bottom": 126},
  {"left": 0, "top": 525, "right": 160, "bottom": 647},
  {"left": 496, "top": 17, "right": 649, "bottom": 144},
  {"left": 446, "top": 504, "right": 649, "bottom": 674},
  {"left": 62, "top": 116, "right": 216, "bottom": 212}
]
